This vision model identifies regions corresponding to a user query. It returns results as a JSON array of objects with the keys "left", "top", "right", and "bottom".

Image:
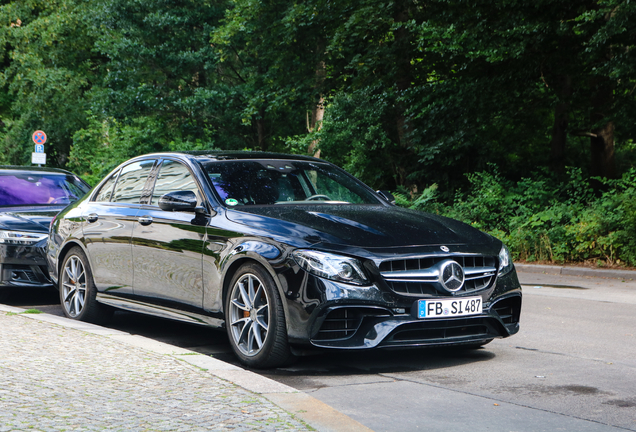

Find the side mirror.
[
  {"left": 376, "top": 190, "right": 396, "bottom": 205},
  {"left": 158, "top": 190, "right": 198, "bottom": 212}
]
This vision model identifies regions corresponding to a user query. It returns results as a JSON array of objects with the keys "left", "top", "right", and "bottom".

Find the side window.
[
  {"left": 111, "top": 160, "right": 156, "bottom": 204},
  {"left": 151, "top": 160, "right": 200, "bottom": 205},
  {"left": 93, "top": 171, "right": 119, "bottom": 202}
]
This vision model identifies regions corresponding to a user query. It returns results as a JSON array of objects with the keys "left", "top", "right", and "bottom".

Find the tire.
[
  {"left": 225, "top": 263, "right": 293, "bottom": 368},
  {"left": 59, "top": 247, "right": 113, "bottom": 324}
]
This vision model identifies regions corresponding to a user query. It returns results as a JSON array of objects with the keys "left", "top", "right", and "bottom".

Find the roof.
[
  {"left": 0, "top": 165, "right": 78, "bottom": 175},
  {"left": 138, "top": 150, "right": 323, "bottom": 163}
]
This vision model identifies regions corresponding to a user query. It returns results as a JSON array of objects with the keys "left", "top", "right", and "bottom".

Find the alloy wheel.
[
  {"left": 61, "top": 255, "right": 86, "bottom": 318},
  {"left": 228, "top": 273, "right": 270, "bottom": 357}
]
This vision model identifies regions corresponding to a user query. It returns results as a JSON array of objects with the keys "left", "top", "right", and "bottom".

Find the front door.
[{"left": 131, "top": 159, "right": 206, "bottom": 308}]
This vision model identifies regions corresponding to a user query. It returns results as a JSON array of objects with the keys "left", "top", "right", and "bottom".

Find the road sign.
[
  {"left": 32, "top": 130, "right": 47, "bottom": 145},
  {"left": 35, "top": 144, "right": 44, "bottom": 153},
  {"left": 32, "top": 152, "right": 46, "bottom": 165}
]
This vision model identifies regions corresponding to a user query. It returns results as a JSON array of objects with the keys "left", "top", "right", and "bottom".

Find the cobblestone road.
[{"left": 0, "top": 312, "right": 312, "bottom": 431}]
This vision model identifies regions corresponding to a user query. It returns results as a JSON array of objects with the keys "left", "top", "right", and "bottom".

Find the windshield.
[
  {"left": 204, "top": 160, "right": 382, "bottom": 206},
  {"left": 0, "top": 172, "right": 90, "bottom": 207}
]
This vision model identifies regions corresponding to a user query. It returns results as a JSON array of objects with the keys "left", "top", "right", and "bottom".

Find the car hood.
[
  {"left": 0, "top": 206, "right": 63, "bottom": 232},
  {"left": 226, "top": 205, "right": 496, "bottom": 249}
]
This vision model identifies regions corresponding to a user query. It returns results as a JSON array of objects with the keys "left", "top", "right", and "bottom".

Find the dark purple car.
[{"left": 0, "top": 166, "right": 90, "bottom": 289}]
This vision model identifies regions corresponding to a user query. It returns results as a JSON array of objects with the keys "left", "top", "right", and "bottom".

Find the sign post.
[{"left": 31, "top": 130, "right": 47, "bottom": 166}]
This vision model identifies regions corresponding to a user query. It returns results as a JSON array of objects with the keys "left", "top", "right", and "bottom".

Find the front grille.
[
  {"left": 385, "top": 281, "right": 438, "bottom": 296},
  {"left": 380, "top": 255, "right": 497, "bottom": 297},
  {"left": 384, "top": 318, "right": 493, "bottom": 344}
]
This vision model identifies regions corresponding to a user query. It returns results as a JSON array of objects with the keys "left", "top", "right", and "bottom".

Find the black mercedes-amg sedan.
[
  {"left": 1, "top": 166, "right": 90, "bottom": 290},
  {"left": 47, "top": 151, "right": 522, "bottom": 368}
]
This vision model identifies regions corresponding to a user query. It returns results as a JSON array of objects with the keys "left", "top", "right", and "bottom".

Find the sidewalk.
[
  {"left": 2, "top": 263, "right": 631, "bottom": 432},
  {"left": 515, "top": 262, "right": 636, "bottom": 280},
  {"left": 0, "top": 304, "right": 371, "bottom": 432}
]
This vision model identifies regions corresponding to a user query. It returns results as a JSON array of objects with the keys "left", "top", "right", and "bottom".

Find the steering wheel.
[
  {"left": 49, "top": 197, "right": 68, "bottom": 205},
  {"left": 306, "top": 194, "right": 331, "bottom": 201}
]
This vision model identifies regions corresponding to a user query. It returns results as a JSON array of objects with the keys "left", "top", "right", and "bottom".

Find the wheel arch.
[
  {"left": 56, "top": 240, "right": 89, "bottom": 286},
  {"left": 221, "top": 255, "right": 291, "bottom": 331}
]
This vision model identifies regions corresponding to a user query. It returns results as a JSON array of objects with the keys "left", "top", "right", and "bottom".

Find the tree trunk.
[
  {"left": 393, "top": 0, "right": 417, "bottom": 195},
  {"left": 549, "top": 75, "right": 571, "bottom": 175},
  {"left": 394, "top": 0, "right": 411, "bottom": 150},
  {"left": 590, "top": 121, "right": 615, "bottom": 179},
  {"left": 589, "top": 9, "right": 617, "bottom": 180},
  {"left": 590, "top": 79, "right": 616, "bottom": 179},
  {"left": 256, "top": 106, "right": 266, "bottom": 151},
  {"left": 307, "top": 48, "right": 326, "bottom": 158}
]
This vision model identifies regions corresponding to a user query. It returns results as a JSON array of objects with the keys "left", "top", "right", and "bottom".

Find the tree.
[
  {"left": 68, "top": 0, "right": 241, "bottom": 178},
  {"left": 415, "top": 0, "right": 636, "bottom": 181},
  {"left": 0, "top": 0, "right": 101, "bottom": 166},
  {"left": 212, "top": 0, "right": 332, "bottom": 152}
]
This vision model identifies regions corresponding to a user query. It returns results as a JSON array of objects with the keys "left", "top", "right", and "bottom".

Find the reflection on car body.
[{"left": 48, "top": 151, "right": 522, "bottom": 368}]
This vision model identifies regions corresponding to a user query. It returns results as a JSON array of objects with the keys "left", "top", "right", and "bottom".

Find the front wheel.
[
  {"left": 225, "top": 263, "right": 293, "bottom": 368},
  {"left": 59, "top": 247, "right": 112, "bottom": 324}
]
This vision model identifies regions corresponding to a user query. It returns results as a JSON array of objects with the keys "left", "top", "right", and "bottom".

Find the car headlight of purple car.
[{"left": 0, "top": 230, "right": 48, "bottom": 245}]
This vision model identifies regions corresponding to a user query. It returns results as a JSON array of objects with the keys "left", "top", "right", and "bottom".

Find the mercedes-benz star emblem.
[
  {"left": 439, "top": 260, "right": 465, "bottom": 292},
  {"left": 440, "top": 245, "right": 450, "bottom": 252}
]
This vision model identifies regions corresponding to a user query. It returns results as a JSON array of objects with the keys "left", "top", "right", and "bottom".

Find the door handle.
[
  {"left": 86, "top": 213, "right": 98, "bottom": 223},
  {"left": 138, "top": 216, "right": 153, "bottom": 226}
]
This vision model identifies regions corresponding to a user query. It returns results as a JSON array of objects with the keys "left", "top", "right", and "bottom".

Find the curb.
[
  {"left": 515, "top": 263, "right": 636, "bottom": 280},
  {"left": 0, "top": 304, "right": 372, "bottom": 432}
]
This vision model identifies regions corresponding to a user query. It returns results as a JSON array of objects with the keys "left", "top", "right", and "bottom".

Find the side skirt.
[{"left": 96, "top": 293, "right": 225, "bottom": 328}]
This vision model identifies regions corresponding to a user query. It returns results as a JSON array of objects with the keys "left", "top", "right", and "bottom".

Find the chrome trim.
[
  {"left": 381, "top": 266, "right": 495, "bottom": 281},
  {"left": 380, "top": 258, "right": 497, "bottom": 297},
  {"left": 381, "top": 268, "right": 439, "bottom": 282}
]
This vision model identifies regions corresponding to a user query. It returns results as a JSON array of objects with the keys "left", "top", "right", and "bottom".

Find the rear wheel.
[
  {"left": 59, "top": 247, "right": 112, "bottom": 324},
  {"left": 225, "top": 263, "right": 293, "bottom": 368}
]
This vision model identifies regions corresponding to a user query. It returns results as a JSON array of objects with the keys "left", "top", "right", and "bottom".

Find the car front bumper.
[
  {"left": 308, "top": 293, "right": 521, "bottom": 349},
  {"left": 0, "top": 242, "right": 53, "bottom": 288},
  {"left": 281, "top": 265, "right": 522, "bottom": 350}
]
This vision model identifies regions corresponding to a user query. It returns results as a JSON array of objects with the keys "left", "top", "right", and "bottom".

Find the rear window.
[{"left": 0, "top": 172, "right": 89, "bottom": 206}]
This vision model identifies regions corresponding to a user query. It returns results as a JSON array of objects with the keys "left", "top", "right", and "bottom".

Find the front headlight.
[
  {"left": 498, "top": 244, "right": 513, "bottom": 276},
  {"left": 0, "top": 230, "right": 48, "bottom": 245},
  {"left": 292, "top": 249, "right": 370, "bottom": 286}
]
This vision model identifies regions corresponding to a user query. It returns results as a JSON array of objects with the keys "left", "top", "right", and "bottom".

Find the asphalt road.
[{"left": 3, "top": 270, "right": 635, "bottom": 432}]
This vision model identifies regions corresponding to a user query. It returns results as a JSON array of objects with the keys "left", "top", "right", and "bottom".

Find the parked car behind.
[
  {"left": 48, "top": 151, "right": 522, "bottom": 368},
  {"left": 0, "top": 166, "right": 90, "bottom": 289}
]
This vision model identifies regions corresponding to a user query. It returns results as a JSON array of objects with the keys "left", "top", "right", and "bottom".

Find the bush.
[{"left": 395, "top": 167, "right": 636, "bottom": 267}]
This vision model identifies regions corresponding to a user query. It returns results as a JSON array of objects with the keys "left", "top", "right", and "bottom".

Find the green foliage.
[
  {"left": 294, "top": 88, "right": 402, "bottom": 189},
  {"left": 398, "top": 167, "right": 636, "bottom": 267},
  {"left": 68, "top": 113, "right": 169, "bottom": 185},
  {"left": 1, "top": 0, "right": 636, "bottom": 265},
  {"left": 0, "top": 0, "right": 101, "bottom": 166}
]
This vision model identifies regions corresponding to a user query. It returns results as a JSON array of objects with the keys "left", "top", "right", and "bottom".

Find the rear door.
[
  {"left": 82, "top": 159, "right": 156, "bottom": 294},
  {"left": 131, "top": 158, "right": 207, "bottom": 308}
]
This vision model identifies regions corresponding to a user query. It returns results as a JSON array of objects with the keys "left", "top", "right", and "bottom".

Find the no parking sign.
[
  {"left": 32, "top": 130, "right": 47, "bottom": 145},
  {"left": 32, "top": 130, "right": 47, "bottom": 165}
]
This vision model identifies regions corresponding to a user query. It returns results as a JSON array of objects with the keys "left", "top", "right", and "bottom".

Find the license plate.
[{"left": 417, "top": 297, "right": 482, "bottom": 319}]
